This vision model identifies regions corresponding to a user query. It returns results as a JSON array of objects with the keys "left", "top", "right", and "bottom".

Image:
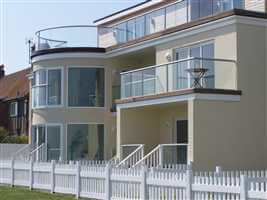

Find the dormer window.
[{"left": 10, "top": 102, "right": 18, "bottom": 117}]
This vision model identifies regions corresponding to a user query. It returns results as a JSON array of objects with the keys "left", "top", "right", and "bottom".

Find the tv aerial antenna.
[{"left": 25, "top": 37, "right": 33, "bottom": 65}]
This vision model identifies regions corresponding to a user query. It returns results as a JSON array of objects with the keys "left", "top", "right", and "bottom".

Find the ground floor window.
[
  {"left": 32, "top": 124, "right": 61, "bottom": 161},
  {"left": 67, "top": 124, "right": 104, "bottom": 161}
]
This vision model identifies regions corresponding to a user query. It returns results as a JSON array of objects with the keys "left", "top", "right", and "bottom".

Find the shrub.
[
  {"left": 0, "top": 127, "right": 9, "bottom": 143},
  {"left": 0, "top": 127, "right": 29, "bottom": 144}
]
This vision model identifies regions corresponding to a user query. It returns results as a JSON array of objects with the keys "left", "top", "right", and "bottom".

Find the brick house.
[{"left": 0, "top": 65, "right": 30, "bottom": 136}]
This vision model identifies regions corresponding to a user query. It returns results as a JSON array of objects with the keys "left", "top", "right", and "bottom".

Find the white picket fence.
[
  {"left": 0, "top": 159, "right": 266, "bottom": 200},
  {"left": 0, "top": 144, "right": 28, "bottom": 160}
]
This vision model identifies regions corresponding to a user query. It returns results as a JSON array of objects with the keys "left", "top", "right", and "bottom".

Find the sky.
[{"left": 0, "top": 0, "right": 145, "bottom": 75}]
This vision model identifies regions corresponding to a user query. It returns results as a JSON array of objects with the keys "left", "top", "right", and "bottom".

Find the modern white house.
[{"left": 29, "top": 0, "right": 267, "bottom": 170}]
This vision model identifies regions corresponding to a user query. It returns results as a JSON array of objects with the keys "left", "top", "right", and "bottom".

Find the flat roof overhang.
[
  {"left": 116, "top": 89, "right": 242, "bottom": 109},
  {"left": 31, "top": 47, "right": 106, "bottom": 59},
  {"left": 32, "top": 9, "right": 267, "bottom": 60}
]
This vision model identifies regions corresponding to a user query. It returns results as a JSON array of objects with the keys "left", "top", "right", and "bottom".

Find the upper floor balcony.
[
  {"left": 120, "top": 57, "right": 238, "bottom": 99},
  {"left": 32, "top": 0, "right": 244, "bottom": 53}
]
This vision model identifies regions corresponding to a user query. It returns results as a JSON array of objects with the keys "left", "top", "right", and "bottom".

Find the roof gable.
[{"left": 0, "top": 68, "right": 30, "bottom": 101}]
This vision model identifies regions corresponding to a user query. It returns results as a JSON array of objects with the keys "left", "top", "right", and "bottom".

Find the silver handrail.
[{"left": 120, "top": 57, "right": 236, "bottom": 75}]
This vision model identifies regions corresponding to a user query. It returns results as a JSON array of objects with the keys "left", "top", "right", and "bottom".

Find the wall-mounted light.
[{"left": 165, "top": 52, "right": 172, "bottom": 62}]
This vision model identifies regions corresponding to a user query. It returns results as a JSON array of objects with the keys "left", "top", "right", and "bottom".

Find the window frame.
[
  {"left": 67, "top": 66, "right": 105, "bottom": 108},
  {"left": 173, "top": 40, "right": 215, "bottom": 89},
  {"left": 31, "top": 123, "right": 63, "bottom": 160},
  {"left": 9, "top": 102, "right": 18, "bottom": 117},
  {"left": 31, "top": 67, "right": 64, "bottom": 109}
]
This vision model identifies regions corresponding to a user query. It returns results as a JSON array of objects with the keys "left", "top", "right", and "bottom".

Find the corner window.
[
  {"left": 68, "top": 67, "right": 105, "bottom": 107},
  {"left": 32, "top": 68, "right": 62, "bottom": 108},
  {"left": 10, "top": 102, "right": 18, "bottom": 117}
]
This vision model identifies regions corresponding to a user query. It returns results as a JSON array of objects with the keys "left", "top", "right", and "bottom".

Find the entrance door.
[{"left": 176, "top": 120, "right": 188, "bottom": 164}]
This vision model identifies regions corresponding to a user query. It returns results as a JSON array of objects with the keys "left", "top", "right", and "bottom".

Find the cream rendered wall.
[
  {"left": 31, "top": 57, "right": 115, "bottom": 160},
  {"left": 156, "top": 25, "right": 237, "bottom": 90},
  {"left": 117, "top": 103, "right": 190, "bottom": 161},
  {"left": 155, "top": 22, "right": 267, "bottom": 169},
  {"left": 158, "top": 103, "right": 193, "bottom": 163},
  {"left": 192, "top": 99, "right": 265, "bottom": 170},
  {"left": 191, "top": 23, "right": 266, "bottom": 170},
  {"left": 236, "top": 23, "right": 267, "bottom": 169},
  {"left": 117, "top": 107, "right": 161, "bottom": 157}
]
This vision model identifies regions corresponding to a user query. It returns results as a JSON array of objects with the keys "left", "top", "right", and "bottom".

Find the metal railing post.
[
  {"left": 142, "top": 71, "right": 144, "bottom": 96},
  {"left": 166, "top": 64, "right": 169, "bottom": 92},
  {"left": 159, "top": 145, "right": 163, "bottom": 167}
]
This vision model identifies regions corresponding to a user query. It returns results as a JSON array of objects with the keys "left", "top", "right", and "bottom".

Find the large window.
[
  {"left": 68, "top": 67, "right": 105, "bottom": 107},
  {"left": 32, "top": 68, "right": 62, "bottom": 108},
  {"left": 67, "top": 124, "right": 104, "bottom": 160}
]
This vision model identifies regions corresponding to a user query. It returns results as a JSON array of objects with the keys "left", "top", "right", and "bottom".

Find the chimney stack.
[{"left": 0, "top": 65, "right": 5, "bottom": 79}]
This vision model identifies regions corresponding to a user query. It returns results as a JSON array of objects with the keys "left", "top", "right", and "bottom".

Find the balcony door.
[{"left": 175, "top": 42, "right": 215, "bottom": 89}]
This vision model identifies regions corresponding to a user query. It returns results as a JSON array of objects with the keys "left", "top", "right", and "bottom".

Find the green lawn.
[{"left": 0, "top": 186, "right": 78, "bottom": 200}]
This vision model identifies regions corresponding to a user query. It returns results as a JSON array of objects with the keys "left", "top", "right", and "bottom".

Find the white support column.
[
  {"left": 29, "top": 159, "right": 33, "bottom": 190},
  {"left": 140, "top": 166, "right": 147, "bottom": 200},
  {"left": 240, "top": 175, "right": 248, "bottom": 200},
  {"left": 10, "top": 159, "right": 14, "bottom": 187},
  {"left": 50, "top": 160, "right": 55, "bottom": 193},
  {"left": 76, "top": 161, "right": 81, "bottom": 199},
  {"left": 186, "top": 167, "right": 193, "bottom": 200},
  {"left": 105, "top": 163, "right": 111, "bottom": 200}
]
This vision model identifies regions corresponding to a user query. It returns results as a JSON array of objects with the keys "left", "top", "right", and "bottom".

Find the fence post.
[
  {"left": 29, "top": 158, "right": 33, "bottom": 190},
  {"left": 215, "top": 166, "right": 222, "bottom": 176},
  {"left": 105, "top": 163, "right": 111, "bottom": 200},
  {"left": 240, "top": 175, "right": 248, "bottom": 200},
  {"left": 10, "top": 158, "right": 14, "bottom": 187},
  {"left": 159, "top": 145, "right": 163, "bottom": 167},
  {"left": 76, "top": 161, "right": 81, "bottom": 199},
  {"left": 186, "top": 167, "right": 193, "bottom": 200},
  {"left": 140, "top": 165, "right": 147, "bottom": 200},
  {"left": 50, "top": 160, "right": 55, "bottom": 193}
]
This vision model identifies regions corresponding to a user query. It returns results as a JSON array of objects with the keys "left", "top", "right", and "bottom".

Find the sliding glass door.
[
  {"left": 67, "top": 124, "right": 104, "bottom": 161},
  {"left": 175, "top": 42, "right": 215, "bottom": 89},
  {"left": 31, "top": 124, "right": 61, "bottom": 161}
]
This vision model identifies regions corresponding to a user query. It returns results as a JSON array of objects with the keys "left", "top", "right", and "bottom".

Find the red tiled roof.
[{"left": 0, "top": 68, "right": 31, "bottom": 101}]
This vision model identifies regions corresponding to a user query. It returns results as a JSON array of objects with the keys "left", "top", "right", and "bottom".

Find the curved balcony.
[{"left": 32, "top": 25, "right": 125, "bottom": 53}]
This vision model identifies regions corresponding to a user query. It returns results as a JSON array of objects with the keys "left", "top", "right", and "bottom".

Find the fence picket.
[{"left": 0, "top": 159, "right": 266, "bottom": 200}]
